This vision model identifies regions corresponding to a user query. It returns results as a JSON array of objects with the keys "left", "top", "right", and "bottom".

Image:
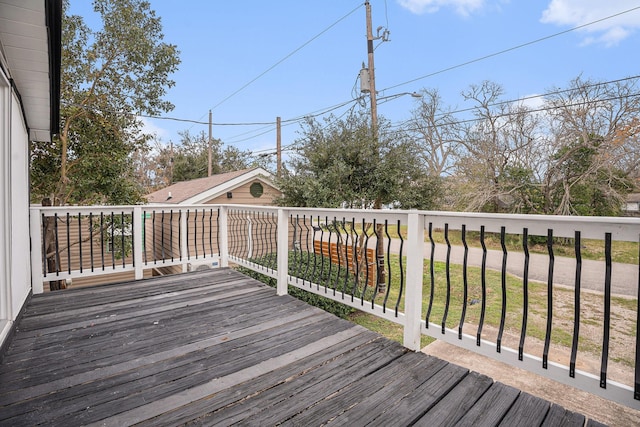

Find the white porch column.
[
  {"left": 276, "top": 208, "right": 289, "bottom": 296},
  {"left": 218, "top": 206, "right": 229, "bottom": 268},
  {"left": 403, "top": 212, "right": 425, "bottom": 351},
  {"left": 29, "top": 207, "right": 44, "bottom": 294},
  {"left": 133, "top": 206, "right": 143, "bottom": 280}
]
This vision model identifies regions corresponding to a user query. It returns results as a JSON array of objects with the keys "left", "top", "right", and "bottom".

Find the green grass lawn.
[{"left": 348, "top": 255, "right": 637, "bottom": 367}]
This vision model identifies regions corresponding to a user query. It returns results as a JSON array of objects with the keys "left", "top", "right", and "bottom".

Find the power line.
[
  {"left": 206, "top": 3, "right": 364, "bottom": 114},
  {"left": 382, "top": 5, "right": 640, "bottom": 92}
]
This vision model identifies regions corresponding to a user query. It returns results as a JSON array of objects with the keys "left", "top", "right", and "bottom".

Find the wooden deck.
[{"left": 0, "top": 268, "right": 600, "bottom": 426}]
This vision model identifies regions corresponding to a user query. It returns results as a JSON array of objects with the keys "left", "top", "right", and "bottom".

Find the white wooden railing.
[{"left": 29, "top": 204, "right": 640, "bottom": 409}]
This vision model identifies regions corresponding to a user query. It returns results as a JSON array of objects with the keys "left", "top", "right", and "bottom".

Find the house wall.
[
  {"left": 205, "top": 180, "right": 281, "bottom": 206},
  {"left": 0, "top": 67, "right": 32, "bottom": 345}
]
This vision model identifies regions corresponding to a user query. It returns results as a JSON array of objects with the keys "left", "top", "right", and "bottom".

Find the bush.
[{"left": 237, "top": 251, "right": 358, "bottom": 319}]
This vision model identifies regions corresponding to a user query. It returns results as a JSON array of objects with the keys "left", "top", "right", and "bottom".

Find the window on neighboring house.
[{"left": 250, "top": 182, "right": 264, "bottom": 198}]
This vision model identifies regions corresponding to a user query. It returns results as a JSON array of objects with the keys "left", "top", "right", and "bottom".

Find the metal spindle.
[
  {"left": 41, "top": 213, "right": 47, "bottom": 277},
  {"left": 304, "top": 216, "right": 312, "bottom": 287},
  {"left": 570, "top": 230, "right": 582, "bottom": 377},
  {"left": 178, "top": 211, "right": 182, "bottom": 261},
  {"left": 186, "top": 210, "right": 190, "bottom": 260},
  {"left": 110, "top": 212, "right": 115, "bottom": 269},
  {"left": 152, "top": 211, "right": 157, "bottom": 263},
  {"left": 543, "top": 228, "right": 554, "bottom": 369},
  {"left": 394, "top": 220, "right": 404, "bottom": 317},
  {"left": 66, "top": 213, "right": 71, "bottom": 273},
  {"left": 442, "top": 223, "right": 451, "bottom": 334},
  {"left": 459, "top": 224, "right": 468, "bottom": 340},
  {"left": 497, "top": 226, "right": 507, "bottom": 353},
  {"left": 341, "top": 219, "right": 350, "bottom": 298},
  {"left": 382, "top": 220, "right": 392, "bottom": 312},
  {"left": 142, "top": 211, "right": 147, "bottom": 264},
  {"left": 519, "top": 228, "right": 530, "bottom": 361},
  {"left": 601, "top": 233, "right": 612, "bottom": 388},
  {"left": 477, "top": 226, "right": 487, "bottom": 346},
  {"left": 78, "top": 214, "right": 83, "bottom": 272},
  {"left": 201, "top": 209, "right": 206, "bottom": 257},
  {"left": 54, "top": 214, "right": 60, "bottom": 275},
  {"left": 350, "top": 218, "right": 358, "bottom": 299},
  {"left": 161, "top": 210, "right": 166, "bottom": 262},
  {"left": 100, "top": 213, "right": 105, "bottom": 270},
  {"left": 89, "top": 213, "right": 95, "bottom": 272},
  {"left": 426, "top": 222, "right": 435, "bottom": 328},
  {"left": 121, "top": 212, "right": 125, "bottom": 268},
  {"left": 169, "top": 210, "right": 174, "bottom": 262}
]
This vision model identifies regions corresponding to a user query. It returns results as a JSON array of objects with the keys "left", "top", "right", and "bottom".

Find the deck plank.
[{"left": 0, "top": 268, "right": 595, "bottom": 426}]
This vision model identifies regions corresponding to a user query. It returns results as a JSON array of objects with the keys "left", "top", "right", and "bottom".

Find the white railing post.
[
  {"left": 219, "top": 206, "right": 229, "bottom": 268},
  {"left": 133, "top": 206, "right": 143, "bottom": 280},
  {"left": 180, "top": 208, "right": 188, "bottom": 272},
  {"left": 404, "top": 212, "right": 425, "bottom": 351},
  {"left": 29, "top": 207, "right": 44, "bottom": 294},
  {"left": 276, "top": 208, "right": 289, "bottom": 296}
]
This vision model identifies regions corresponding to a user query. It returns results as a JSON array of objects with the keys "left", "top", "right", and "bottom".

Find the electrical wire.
[
  {"left": 382, "top": 5, "right": 640, "bottom": 93},
  {"left": 205, "top": 3, "right": 364, "bottom": 114}
]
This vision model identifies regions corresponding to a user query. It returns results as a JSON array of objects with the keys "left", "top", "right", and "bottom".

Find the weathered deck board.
[{"left": 0, "top": 268, "right": 599, "bottom": 426}]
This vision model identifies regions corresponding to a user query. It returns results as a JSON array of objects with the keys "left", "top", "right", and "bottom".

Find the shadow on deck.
[{"left": 0, "top": 269, "right": 601, "bottom": 426}]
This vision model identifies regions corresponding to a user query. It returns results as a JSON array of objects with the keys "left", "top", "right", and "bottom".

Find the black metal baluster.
[
  {"left": 178, "top": 209, "right": 182, "bottom": 261},
  {"left": 110, "top": 212, "right": 115, "bottom": 269},
  {"left": 66, "top": 213, "right": 71, "bottom": 273},
  {"left": 360, "top": 218, "right": 371, "bottom": 303},
  {"left": 569, "top": 231, "right": 582, "bottom": 377},
  {"left": 89, "top": 213, "right": 95, "bottom": 272},
  {"left": 169, "top": 210, "right": 174, "bottom": 262},
  {"left": 305, "top": 216, "right": 312, "bottom": 287},
  {"left": 319, "top": 216, "right": 326, "bottom": 292},
  {"left": 78, "top": 214, "right": 83, "bottom": 273},
  {"left": 497, "top": 226, "right": 507, "bottom": 353},
  {"left": 152, "top": 211, "right": 157, "bottom": 263},
  {"left": 425, "top": 222, "right": 435, "bottom": 328},
  {"left": 543, "top": 228, "right": 554, "bottom": 369},
  {"left": 54, "top": 213, "right": 60, "bottom": 275},
  {"left": 519, "top": 228, "right": 530, "bottom": 361},
  {"left": 442, "top": 223, "right": 451, "bottom": 334},
  {"left": 216, "top": 209, "right": 220, "bottom": 260},
  {"left": 394, "top": 220, "right": 404, "bottom": 317},
  {"left": 193, "top": 210, "right": 199, "bottom": 259},
  {"left": 601, "top": 233, "right": 612, "bottom": 388},
  {"left": 477, "top": 226, "right": 487, "bottom": 346},
  {"left": 186, "top": 210, "right": 191, "bottom": 260},
  {"left": 371, "top": 219, "right": 379, "bottom": 306},
  {"left": 121, "top": 212, "right": 126, "bottom": 268},
  {"left": 130, "top": 212, "right": 135, "bottom": 268},
  {"left": 351, "top": 218, "right": 359, "bottom": 299},
  {"left": 329, "top": 217, "right": 337, "bottom": 295},
  {"left": 41, "top": 213, "right": 47, "bottom": 277},
  {"left": 100, "top": 213, "right": 105, "bottom": 270},
  {"left": 341, "top": 218, "right": 350, "bottom": 298},
  {"left": 459, "top": 224, "right": 468, "bottom": 340},
  {"left": 161, "top": 210, "right": 166, "bottom": 262},
  {"left": 382, "top": 220, "right": 393, "bottom": 312},
  {"left": 201, "top": 209, "right": 206, "bottom": 257},
  {"left": 209, "top": 209, "right": 213, "bottom": 257}
]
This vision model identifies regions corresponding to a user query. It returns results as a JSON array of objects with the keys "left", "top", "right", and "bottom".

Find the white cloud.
[
  {"left": 541, "top": 0, "right": 640, "bottom": 46},
  {"left": 397, "top": 0, "right": 485, "bottom": 17},
  {"left": 138, "top": 117, "right": 169, "bottom": 140}
]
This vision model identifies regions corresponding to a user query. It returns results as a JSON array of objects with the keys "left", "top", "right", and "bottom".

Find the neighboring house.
[
  {"left": 146, "top": 167, "right": 281, "bottom": 205},
  {"left": 0, "top": 0, "right": 61, "bottom": 349},
  {"left": 623, "top": 193, "right": 640, "bottom": 216},
  {"left": 145, "top": 168, "right": 281, "bottom": 275}
]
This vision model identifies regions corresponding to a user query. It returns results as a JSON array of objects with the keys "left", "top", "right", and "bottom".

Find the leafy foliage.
[
  {"left": 277, "top": 110, "right": 442, "bottom": 209},
  {"left": 31, "top": 0, "right": 180, "bottom": 205},
  {"left": 237, "top": 252, "right": 357, "bottom": 319}
]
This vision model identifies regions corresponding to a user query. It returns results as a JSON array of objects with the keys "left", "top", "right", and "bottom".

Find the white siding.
[{"left": 0, "top": 66, "right": 32, "bottom": 346}]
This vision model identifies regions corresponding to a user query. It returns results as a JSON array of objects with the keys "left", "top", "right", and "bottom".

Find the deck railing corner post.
[
  {"left": 276, "top": 208, "right": 289, "bottom": 296},
  {"left": 404, "top": 212, "right": 425, "bottom": 351}
]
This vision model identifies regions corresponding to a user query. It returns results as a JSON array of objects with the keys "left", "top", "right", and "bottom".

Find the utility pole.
[
  {"left": 276, "top": 116, "right": 282, "bottom": 178},
  {"left": 208, "top": 110, "right": 212, "bottom": 177},
  {"left": 365, "top": 0, "right": 386, "bottom": 293}
]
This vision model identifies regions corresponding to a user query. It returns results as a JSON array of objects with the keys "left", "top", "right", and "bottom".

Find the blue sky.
[{"left": 69, "top": 0, "right": 640, "bottom": 161}]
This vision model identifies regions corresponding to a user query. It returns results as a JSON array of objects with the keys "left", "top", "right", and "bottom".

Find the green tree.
[
  {"left": 278, "top": 111, "right": 438, "bottom": 209},
  {"left": 30, "top": 0, "right": 180, "bottom": 205}
]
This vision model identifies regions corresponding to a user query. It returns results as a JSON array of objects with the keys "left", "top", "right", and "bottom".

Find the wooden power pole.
[
  {"left": 208, "top": 110, "right": 212, "bottom": 177},
  {"left": 276, "top": 116, "right": 282, "bottom": 178},
  {"left": 365, "top": 0, "right": 386, "bottom": 293}
]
